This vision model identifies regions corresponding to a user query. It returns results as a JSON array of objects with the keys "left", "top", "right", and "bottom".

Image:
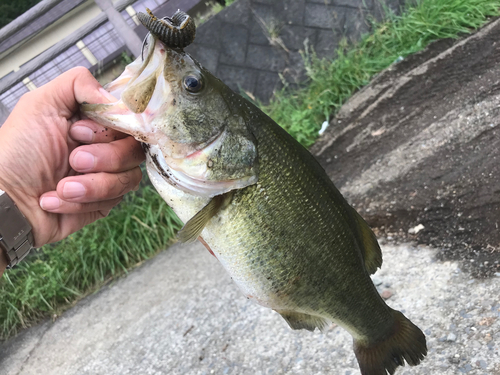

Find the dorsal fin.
[
  {"left": 177, "top": 193, "right": 232, "bottom": 243},
  {"left": 349, "top": 207, "right": 382, "bottom": 274}
]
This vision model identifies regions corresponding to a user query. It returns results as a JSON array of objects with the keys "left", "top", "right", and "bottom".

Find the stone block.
[
  {"left": 343, "top": 8, "right": 370, "bottom": 40},
  {"left": 334, "top": 0, "right": 374, "bottom": 8},
  {"left": 254, "top": 71, "right": 282, "bottom": 102},
  {"left": 252, "top": 0, "right": 275, "bottom": 5},
  {"left": 372, "top": 0, "right": 408, "bottom": 20},
  {"left": 219, "top": 23, "right": 249, "bottom": 65},
  {"left": 218, "top": 0, "right": 252, "bottom": 27},
  {"left": 216, "top": 65, "right": 257, "bottom": 94},
  {"left": 304, "top": 3, "right": 343, "bottom": 29},
  {"left": 315, "top": 28, "right": 341, "bottom": 58},
  {"left": 195, "top": 18, "right": 222, "bottom": 49},
  {"left": 186, "top": 45, "right": 220, "bottom": 73},
  {"left": 280, "top": 25, "right": 317, "bottom": 51},
  {"left": 250, "top": 3, "right": 281, "bottom": 30},
  {"left": 282, "top": 0, "right": 306, "bottom": 25},
  {"left": 306, "top": 0, "right": 373, "bottom": 8},
  {"left": 249, "top": 20, "right": 272, "bottom": 46},
  {"left": 281, "top": 51, "right": 307, "bottom": 84},
  {"left": 246, "top": 44, "right": 287, "bottom": 72},
  {"left": 248, "top": 3, "right": 279, "bottom": 45}
]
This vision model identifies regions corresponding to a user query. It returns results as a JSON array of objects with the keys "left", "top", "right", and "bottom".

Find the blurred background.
[
  {"left": 0, "top": 0, "right": 204, "bottom": 123},
  {"left": 2, "top": 3, "right": 500, "bottom": 374},
  {"left": 0, "top": 0, "right": 404, "bottom": 124}
]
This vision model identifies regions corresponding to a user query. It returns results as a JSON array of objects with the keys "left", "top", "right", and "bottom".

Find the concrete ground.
[{"left": 1, "top": 241, "right": 499, "bottom": 375}]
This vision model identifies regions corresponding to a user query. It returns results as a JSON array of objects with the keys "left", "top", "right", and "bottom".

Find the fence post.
[
  {"left": 0, "top": 101, "right": 10, "bottom": 126},
  {"left": 94, "top": 0, "right": 142, "bottom": 57}
]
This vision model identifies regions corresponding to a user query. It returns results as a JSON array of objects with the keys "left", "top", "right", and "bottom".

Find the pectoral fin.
[
  {"left": 350, "top": 207, "right": 382, "bottom": 275},
  {"left": 177, "top": 192, "right": 232, "bottom": 243}
]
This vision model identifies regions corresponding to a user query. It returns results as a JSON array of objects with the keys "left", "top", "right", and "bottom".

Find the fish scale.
[
  {"left": 202, "top": 105, "right": 390, "bottom": 330},
  {"left": 81, "top": 9, "right": 427, "bottom": 375}
]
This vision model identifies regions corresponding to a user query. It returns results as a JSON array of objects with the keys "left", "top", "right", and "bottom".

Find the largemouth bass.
[{"left": 82, "top": 10, "right": 426, "bottom": 375}]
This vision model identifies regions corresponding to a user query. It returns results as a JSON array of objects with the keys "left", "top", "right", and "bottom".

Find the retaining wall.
[{"left": 186, "top": 0, "right": 406, "bottom": 102}]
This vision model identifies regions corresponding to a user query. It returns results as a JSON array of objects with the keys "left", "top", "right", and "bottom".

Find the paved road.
[{"left": 1, "top": 241, "right": 499, "bottom": 375}]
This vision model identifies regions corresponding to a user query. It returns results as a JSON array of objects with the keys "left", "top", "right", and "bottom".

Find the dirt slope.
[{"left": 311, "top": 18, "right": 500, "bottom": 277}]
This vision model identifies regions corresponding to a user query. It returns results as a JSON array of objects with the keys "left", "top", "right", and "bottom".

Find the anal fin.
[{"left": 276, "top": 310, "right": 330, "bottom": 332}]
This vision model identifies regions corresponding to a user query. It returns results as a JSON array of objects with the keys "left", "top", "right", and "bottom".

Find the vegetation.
[
  {"left": 263, "top": 0, "right": 500, "bottom": 147},
  {"left": 0, "top": 176, "right": 182, "bottom": 340},
  {"left": 195, "top": 0, "right": 238, "bottom": 25},
  {"left": 0, "top": 0, "right": 43, "bottom": 28},
  {"left": 1, "top": 0, "right": 500, "bottom": 340}
]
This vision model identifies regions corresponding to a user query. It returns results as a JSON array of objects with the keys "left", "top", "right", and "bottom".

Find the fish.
[{"left": 81, "top": 10, "right": 427, "bottom": 375}]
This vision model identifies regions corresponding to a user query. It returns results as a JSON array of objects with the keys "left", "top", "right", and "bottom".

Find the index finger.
[{"left": 69, "top": 119, "right": 129, "bottom": 144}]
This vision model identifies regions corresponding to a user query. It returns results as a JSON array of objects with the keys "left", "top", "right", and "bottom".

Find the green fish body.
[{"left": 82, "top": 11, "right": 427, "bottom": 375}]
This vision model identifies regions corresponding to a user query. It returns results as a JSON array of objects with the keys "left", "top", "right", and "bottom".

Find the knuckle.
[
  {"left": 69, "top": 66, "right": 91, "bottom": 77},
  {"left": 17, "top": 91, "right": 34, "bottom": 106},
  {"left": 107, "top": 150, "right": 123, "bottom": 171},
  {"left": 131, "top": 166, "right": 143, "bottom": 183},
  {"left": 116, "top": 172, "right": 132, "bottom": 195}
]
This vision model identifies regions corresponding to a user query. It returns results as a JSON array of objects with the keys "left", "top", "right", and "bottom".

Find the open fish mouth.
[{"left": 81, "top": 11, "right": 259, "bottom": 197}]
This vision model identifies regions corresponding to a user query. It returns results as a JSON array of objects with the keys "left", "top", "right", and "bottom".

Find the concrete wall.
[{"left": 186, "top": 0, "right": 406, "bottom": 103}]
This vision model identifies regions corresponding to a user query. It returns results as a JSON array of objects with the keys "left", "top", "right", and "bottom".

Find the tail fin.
[{"left": 353, "top": 309, "right": 427, "bottom": 375}]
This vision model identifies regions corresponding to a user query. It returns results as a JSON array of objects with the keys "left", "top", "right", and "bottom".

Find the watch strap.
[{"left": 0, "top": 190, "right": 34, "bottom": 268}]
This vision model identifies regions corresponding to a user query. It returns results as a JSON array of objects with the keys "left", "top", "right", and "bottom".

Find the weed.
[
  {"left": 195, "top": 0, "right": 238, "bottom": 25},
  {"left": 0, "top": 174, "right": 182, "bottom": 340},
  {"left": 1, "top": 0, "right": 499, "bottom": 341},
  {"left": 263, "top": 0, "right": 500, "bottom": 147}
]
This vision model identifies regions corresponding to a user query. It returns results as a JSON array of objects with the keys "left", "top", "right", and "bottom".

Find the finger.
[
  {"left": 69, "top": 119, "right": 129, "bottom": 144},
  {"left": 56, "top": 211, "right": 112, "bottom": 243},
  {"left": 70, "top": 136, "right": 145, "bottom": 173},
  {"left": 37, "top": 67, "right": 117, "bottom": 117},
  {"left": 55, "top": 167, "right": 142, "bottom": 203},
  {"left": 40, "top": 193, "right": 123, "bottom": 214}
]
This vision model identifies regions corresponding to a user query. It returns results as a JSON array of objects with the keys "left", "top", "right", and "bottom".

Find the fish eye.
[{"left": 183, "top": 75, "right": 203, "bottom": 93}]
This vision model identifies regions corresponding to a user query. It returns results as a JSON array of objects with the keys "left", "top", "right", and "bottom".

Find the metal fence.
[{"left": 0, "top": 0, "right": 171, "bottom": 120}]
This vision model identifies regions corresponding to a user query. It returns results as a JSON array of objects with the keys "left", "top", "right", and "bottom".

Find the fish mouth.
[
  {"left": 80, "top": 34, "right": 167, "bottom": 142},
  {"left": 146, "top": 142, "right": 257, "bottom": 197},
  {"left": 81, "top": 32, "right": 259, "bottom": 198}
]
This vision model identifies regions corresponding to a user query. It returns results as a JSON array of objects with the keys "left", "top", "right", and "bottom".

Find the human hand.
[{"left": 0, "top": 67, "right": 144, "bottom": 254}]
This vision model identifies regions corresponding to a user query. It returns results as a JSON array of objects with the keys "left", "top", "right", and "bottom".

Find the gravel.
[{"left": 1, "top": 241, "right": 499, "bottom": 375}]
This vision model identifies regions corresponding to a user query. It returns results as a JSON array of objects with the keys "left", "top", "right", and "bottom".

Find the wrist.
[
  {"left": 0, "top": 243, "right": 7, "bottom": 276},
  {"left": 0, "top": 186, "right": 36, "bottom": 268},
  {"left": 0, "top": 178, "right": 40, "bottom": 247}
]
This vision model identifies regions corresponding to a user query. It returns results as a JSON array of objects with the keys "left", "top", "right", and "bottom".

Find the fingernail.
[
  {"left": 73, "top": 151, "right": 95, "bottom": 171},
  {"left": 70, "top": 126, "right": 94, "bottom": 143},
  {"left": 63, "top": 182, "right": 86, "bottom": 199},
  {"left": 40, "top": 197, "right": 60, "bottom": 210},
  {"left": 133, "top": 184, "right": 140, "bottom": 191},
  {"left": 99, "top": 87, "right": 117, "bottom": 103}
]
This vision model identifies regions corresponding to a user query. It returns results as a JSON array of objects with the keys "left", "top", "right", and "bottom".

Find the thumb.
[{"left": 38, "top": 67, "right": 117, "bottom": 118}]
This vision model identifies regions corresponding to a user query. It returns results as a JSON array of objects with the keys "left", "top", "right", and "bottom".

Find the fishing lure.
[{"left": 138, "top": 8, "right": 196, "bottom": 57}]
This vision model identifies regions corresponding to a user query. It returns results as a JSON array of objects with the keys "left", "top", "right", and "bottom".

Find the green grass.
[
  {"left": 263, "top": 0, "right": 500, "bottom": 147},
  {"left": 1, "top": 0, "right": 500, "bottom": 341},
  {"left": 195, "top": 0, "right": 239, "bottom": 25},
  {"left": 0, "top": 175, "right": 182, "bottom": 340}
]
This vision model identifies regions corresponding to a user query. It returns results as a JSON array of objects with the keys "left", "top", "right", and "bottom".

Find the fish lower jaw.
[{"left": 146, "top": 145, "right": 256, "bottom": 197}]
